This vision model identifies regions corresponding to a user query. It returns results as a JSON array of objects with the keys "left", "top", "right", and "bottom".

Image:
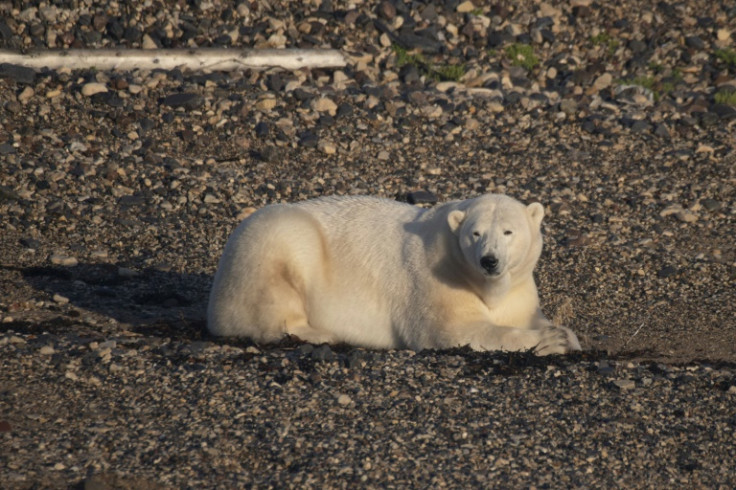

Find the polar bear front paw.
[{"left": 534, "top": 325, "right": 581, "bottom": 356}]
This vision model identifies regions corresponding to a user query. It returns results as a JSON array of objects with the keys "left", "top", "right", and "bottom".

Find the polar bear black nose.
[{"left": 480, "top": 255, "right": 498, "bottom": 274}]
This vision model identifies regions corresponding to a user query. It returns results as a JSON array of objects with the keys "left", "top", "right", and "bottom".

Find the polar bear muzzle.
[{"left": 480, "top": 255, "right": 499, "bottom": 275}]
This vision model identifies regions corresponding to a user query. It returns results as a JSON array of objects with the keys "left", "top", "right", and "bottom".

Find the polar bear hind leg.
[{"left": 207, "top": 205, "right": 336, "bottom": 344}]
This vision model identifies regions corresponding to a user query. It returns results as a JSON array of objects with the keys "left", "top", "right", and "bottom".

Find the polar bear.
[{"left": 207, "top": 194, "right": 581, "bottom": 355}]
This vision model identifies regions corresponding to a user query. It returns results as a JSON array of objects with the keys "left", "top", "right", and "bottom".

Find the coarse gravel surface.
[{"left": 1, "top": 0, "right": 735, "bottom": 488}]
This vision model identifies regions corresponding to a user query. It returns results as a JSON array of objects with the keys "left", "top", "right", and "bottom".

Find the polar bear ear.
[
  {"left": 447, "top": 210, "right": 466, "bottom": 233},
  {"left": 527, "top": 202, "right": 545, "bottom": 227}
]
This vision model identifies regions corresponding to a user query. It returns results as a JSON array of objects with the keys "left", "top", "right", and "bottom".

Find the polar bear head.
[{"left": 447, "top": 195, "right": 545, "bottom": 284}]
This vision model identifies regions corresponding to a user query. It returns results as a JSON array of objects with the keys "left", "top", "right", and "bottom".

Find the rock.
[
  {"left": 50, "top": 253, "right": 78, "bottom": 267},
  {"left": 256, "top": 97, "right": 277, "bottom": 111},
  {"left": 161, "top": 93, "right": 204, "bottom": 110},
  {"left": 377, "top": 1, "right": 396, "bottom": 20},
  {"left": 18, "top": 86, "right": 34, "bottom": 102},
  {"left": 141, "top": 34, "right": 158, "bottom": 49},
  {"left": 337, "top": 394, "right": 352, "bottom": 406},
  {"left": 311, "top": 345, "right": 336, "bottom": 362},
  {"left": 560, "top": 99, "right": 577, "bottom": 115},
  {"left": 254, "top": 121, "right": 270, "bottom": 137},
  {"left": 657, "top": 266, "right": 677, "bottom": 279},
  {"left": 700, "top": 199, "right": 722, "bottom": 212},
  {"left": 630, "top": 120, "right": 651, "bottom": 133},
  {"left": 592, "top": 73, "right": 613, "bottom": 91},
  {"left": 654, "top": 123, "right": 670, "bottom": 138},
  {"left": 20, "top": 237, "right": 41, "bottom": 249},
  {"left": 675, "top": 211, "right": 698, "bottom": 223},
  {"left": 406, "top": 190, "right": 438, "bottom": 205},
  {"left": 40, "top": 345, "right": 55, "bottom": 355},
  {"left": 52, "top": 294, "right": 69, "bottom": 304},
  {"left": 318, "top": 140, "right": 337, "bottom": 155},
  {"left": 457, "top": 1, "right": 477, "bottom": 13},
  {"left": 685, "top": 36, "right": 705, "bottom": 49},
  {"left": 0, "top": 63, "right": 36, "bottom": 84},
  {"left": 311, "top": 97, "right": 338, "bottom": 115},
  {"left": 81, "top": 82, "right": 108, "bottom": 97},
  {"left": 298, "top": 131, "right": 319, "bottom": 148},
  {"left": 613, "top": 379, "right": 636, "bottom": 390}
]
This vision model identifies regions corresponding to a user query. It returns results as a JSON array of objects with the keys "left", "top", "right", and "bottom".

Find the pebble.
[
  {"left": 613, "top": 379, "right": 636, "bottom": 390},
  {"left": 39, "top": 345, "right": 55, "bottom": 355},
  {"left": 256, "top": 96, "right": 277, "bottom": 111},
  {"left": 50, "top": 253, "right": 78, "bottom": 267},
  {"left": 318, "top": 140, "right": 337, "bottom": 155},
  {"left": 337, "top": 394, "right": 353, "bottom": 406},
  {"left": 18, "top": 86, "right": 34, "bottom": 102},
  {"left": 592, "top": 73, "right": 613, "bottom": 91},
  {"left": 311, "top": 97, "right": 338, "bottom": 116},
  {"left": 456, "top": 1, "right": 477, "bottom": 13},
  {"left": 162, "top": 93, "right": 204, "bottom": 110},
  {"left": 52, "top": 294, "right": 69, "bottom": 304},
  {"left": 81, "top": 82, "right": 108, "bottom": 96}
]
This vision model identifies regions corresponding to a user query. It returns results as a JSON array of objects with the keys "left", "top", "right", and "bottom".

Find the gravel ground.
[{"left": 1, "top": 0, "right": 735, "bottom": 487}]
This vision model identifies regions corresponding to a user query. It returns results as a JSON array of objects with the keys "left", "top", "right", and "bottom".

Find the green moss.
[
  {"left": 591, "top": 32, "right": 619, "bottom": 55},
  {"left": 432, "top": 64, "right": 466, "bottom": 82},
  {"left": 714, "top": 48, "right": 736, "bottom": 66},
  {"left": 505, "top": 43, "right": 539, "bottom": 71},
  {"left": 392, "top": 44, "right": 427, "bottom": 69},
  {"left": 715, "top": 89, "right": 736, "bottom": 105},
  {"left": 470, "top": 7, "right": 484, "bottom": 16},
  {"left": 392, "top": 44, "right": 465, "bottom": 82}
]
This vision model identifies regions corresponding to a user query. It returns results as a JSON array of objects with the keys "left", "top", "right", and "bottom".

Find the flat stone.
[
  {"left": 337, "top": 394, "right": 353, "bottom": 406},
  {"left": 593, "top": 73, "right": 613, "bottom": 91},
  {"left": 406, "top": 190, "right": 438, "bottom": 205},
  {"left": 456, "top": 1, "right": 477, "bottom": 13},
  {"left": 0, "top": 63, "right": 36, "bottom": 84},
  {"left": 613, "top": 379, "right": 636, "bottom": 390},
  {"left": 161, "top": 93, "right": 204, "bottom": 110},
  {"left": 81, "top": 82, "right": 108, "bottom": 97},
  {"left": 40, "top": 345, "right": 55, "bottom": 355},
  {"left": 50, "top": 253, "right": 78, "bottom": 267},
  {"left": 52, "top": 294, "right": 69, "bottom": 304},
  {"left": 318, "top": 140, "right": 337, "bottom": 155},
  {"left": 311, "top": 97, "right": 338, "bottom": 115}
]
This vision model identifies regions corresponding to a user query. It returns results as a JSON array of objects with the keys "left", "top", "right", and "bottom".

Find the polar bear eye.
[
  {"left": 504, "top": 230, "right": 513, "bottom": 236},
  {"left": 472, "top": 231, "right": 481, "bottom": 238}
]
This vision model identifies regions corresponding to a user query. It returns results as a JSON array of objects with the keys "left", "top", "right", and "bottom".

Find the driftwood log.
[{"left": 0, "top": 48, "right": 347, "bottom": 72}]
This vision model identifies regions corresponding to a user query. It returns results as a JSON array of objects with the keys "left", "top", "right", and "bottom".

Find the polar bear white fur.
[{"left": 207, "top": 194, "right": 581, "bottom": 355}]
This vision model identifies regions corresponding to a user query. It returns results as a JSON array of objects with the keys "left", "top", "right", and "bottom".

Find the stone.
[
  {"left": 318, "top": 140, "right": 337, "bottom": 155},
  {"left": 337, "top": 394, "right": 352, "bottom": 406},
  {"left": 50, "top": 253, "right": 78, "bottom": 267},
  {"left": 161, "top": 93, "right": 204, "bottom": 110},
  {"left": 53, "top": 294, "right": 69, "bottom": 305},
  {"left": 613, "top": 379, "right": 636, "bottom": 390},
  {"left": 406, "top": 190, "right": 438, "bottom": 204},
  {"left": 18, "top": 86, "right": 34, "bottom": 102},
  {"left": 457, "top": 1, "right": 477, "bottom": 13},
  {"left": 0, "top": 63, "right": 36, "bottom": 84},
  {"left": 593, "top": 73, "right": 613, "bottom": 91},
  {"left": 81, "top": 82, "right": 108, "bottom": 97},
  {"left": 256, "top": 97, "right": 277, "bottom": 111},
  {"left": 311, "top": 97, "right": 338, "bottom": 115}
]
